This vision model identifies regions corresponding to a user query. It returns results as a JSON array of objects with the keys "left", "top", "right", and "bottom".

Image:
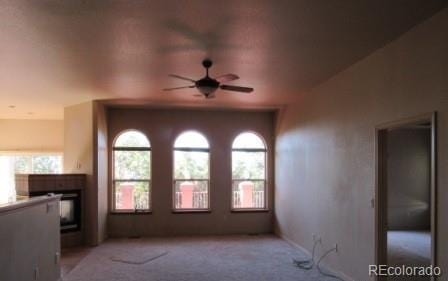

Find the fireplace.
[
  {"left": 15, "top": 174, "right": 86, "bottom": 242},
  {"left": 60, "top": 191, "right": 81, "bottom": 232},
  {"left": 30, "top": 190, "right": 81, "bottom": 233}
]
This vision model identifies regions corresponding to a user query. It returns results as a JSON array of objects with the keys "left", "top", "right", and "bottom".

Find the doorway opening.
[{"left": 375, "top": 113, "right": 437, "bottom": 281}]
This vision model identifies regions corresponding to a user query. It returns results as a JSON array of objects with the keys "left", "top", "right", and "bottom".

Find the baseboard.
[
  {"left": 107, "top": 231, "right": 275, "bottom": 239},
  {"left": 275, "top": 231, "right": 355, "bottom": 281},
  {"left": 276, "top": 232, "right": 312, "bottom": 257}
]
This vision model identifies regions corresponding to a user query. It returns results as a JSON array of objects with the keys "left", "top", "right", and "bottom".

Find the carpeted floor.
[
  {"left": 62, "top": 235, "right": 339, "bottom": 281},
  {"left": 387, "top": 230, "right": 431, "bottom": 281},
  {"left": 60, "top": 247, "right": 91, "bottom": 277}
]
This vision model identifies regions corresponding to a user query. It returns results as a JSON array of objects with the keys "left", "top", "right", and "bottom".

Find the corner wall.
[
  {"left": 64, "top": 101, "right": 96, "bottom": 245},
  {"left": 94, "top": 102, "right": 108, "bottom": 243},
  {"left": 64, "top": 101, "right": 109, "bottom": 246},
  {"left": 275, "top": 8, "right": 448, "bottom": 281}
]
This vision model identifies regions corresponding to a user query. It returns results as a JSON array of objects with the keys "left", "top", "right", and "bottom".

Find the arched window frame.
[
  {"left": 231, "top": 131, "right": 268, "bottom": 211},
  {"left": 112, "top": 130, "right": 151, "bottom": 213},
  {"left": 173, "top": 130, "right": 211, "bottom": 212}
]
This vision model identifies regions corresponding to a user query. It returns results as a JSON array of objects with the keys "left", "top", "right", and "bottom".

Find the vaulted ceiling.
[{"left": 0, "top": 0, "right": 446, "bottom": 119}]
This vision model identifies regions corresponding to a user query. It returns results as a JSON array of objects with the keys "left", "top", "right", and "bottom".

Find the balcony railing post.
[
  {"left": 180, "top": 182, "right": 195, "bottom": 208},
  {"left": 240, "top": 181, "right": 254, "bottom": 208},
  {"left": 120, "top": 184, "right": 135, "bottom": 209}
]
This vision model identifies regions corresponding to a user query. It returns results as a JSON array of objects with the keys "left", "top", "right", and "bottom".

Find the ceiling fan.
[{"left": 163, "top": 59, "right": 254, "bottom": 99}]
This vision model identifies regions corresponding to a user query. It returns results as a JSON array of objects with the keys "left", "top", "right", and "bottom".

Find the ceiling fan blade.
[
  {"left": 215, "top": 74, "right": 239, "bottom": 83},
  {"left": 168, "top": 74, "right": 196, "bottom": 83},
  {"left": 220, "top": 85, "right": 253, "bottom": 93},
  {"left": 163, "top": 85, "right": 195, "bottom": 91}
]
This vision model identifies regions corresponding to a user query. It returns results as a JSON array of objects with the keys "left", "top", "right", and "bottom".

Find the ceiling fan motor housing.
[{"left": 196, "top": 77, "right": 219, "bottom": 95}]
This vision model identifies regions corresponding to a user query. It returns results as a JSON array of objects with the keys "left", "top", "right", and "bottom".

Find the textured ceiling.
[{"left": 0, "top": 0, "right": 446, "bottom": 119}]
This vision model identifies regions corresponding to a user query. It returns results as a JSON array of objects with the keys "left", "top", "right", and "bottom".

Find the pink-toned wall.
[
  {"left": 107, "top": 108, "right": 276, "bottom": 237},
  {"left": 275, "top": 8, "right": 448, "bottom": 281}
]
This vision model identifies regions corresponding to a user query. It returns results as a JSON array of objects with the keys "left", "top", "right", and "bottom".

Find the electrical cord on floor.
[
  {"left": 110, "top": 251, "right": 168, "bottom": 265},
  {"left": 316, "top": 247, "right": 344, "bottom": 280},
  {"left": 292, "top": 239, "right": 319, "bottom": 270}
]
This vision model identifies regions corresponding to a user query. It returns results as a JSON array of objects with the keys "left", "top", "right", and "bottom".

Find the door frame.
[{"left": 375, "top": 112, "right": 437, "bottom": 281}]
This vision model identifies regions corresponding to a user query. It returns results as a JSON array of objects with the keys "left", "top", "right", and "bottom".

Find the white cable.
[
  {"left": 111, "top": 251, "right": 168, "bottom": 265},
  {"left": 292, "top": 239, "right": 319, "bottom": 270},
  {"left": 316, "top": 247, "right": 344, "bottom": 280}
]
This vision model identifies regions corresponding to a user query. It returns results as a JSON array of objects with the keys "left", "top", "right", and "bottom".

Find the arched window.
[
  {"left": 112, "top": 130, "right": 151, "bottom": 212},
  {"left": 231, "top": 132, "right": 267, "bottom": 210},
  {"left": 173, "top": 131, "right": 210, "bottom": 211}
]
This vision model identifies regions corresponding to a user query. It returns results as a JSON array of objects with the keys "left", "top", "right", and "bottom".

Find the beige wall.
[
  {"left": 64, "top": 101, "right": 97, "bottom": 245},
  {"left": 275, "top": 7, "right": 448, "bottom": 281},
  {"left": 64, "top": 102, "right": 93, "bottom": 174},
  {"left": 108, "top": 108, "right": 275, "bottom": 237},
  {"left": 387, "top": 129, "right": 431, "bottom": 230},
  {"left": 0, "top": 119, "right": 63, "bottom": 152}
]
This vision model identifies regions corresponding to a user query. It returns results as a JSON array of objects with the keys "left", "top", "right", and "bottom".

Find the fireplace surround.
[{"left": 15, "top": 174, "right": 86, "bottom": 247}]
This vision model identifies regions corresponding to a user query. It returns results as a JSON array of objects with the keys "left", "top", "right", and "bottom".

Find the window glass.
[
  {"left": 232, "top": 132, "right": 266, "bottom": 149},
  {"left": 231, "top": 132, "right": 267, "bottom": 209},
  {"left": 173, "top": 131, "right": 210, "bottom": 210},
  {"left": 115, "top": 131, "right": 150, "bottom": 147},
  {"left": 174, "top": 131, "right": 209, "bottom": 148},
  {"left": 114, "top": 150, "right": 150, "bottom": 180},
  {"left": 113, "top": 131, "right": 151, "bottom": 212},
  {"left": 0, "top": 153, "right": 63, "bottom": 204}
]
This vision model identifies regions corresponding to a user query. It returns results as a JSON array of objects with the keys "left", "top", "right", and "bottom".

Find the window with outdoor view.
[
  {"left": 0, "top": 153, "right": 63, "bottom": 205},
  {"left": 173, "top": 131, "right": 210, "bottom": 211},
  {"left": 112, "top": 130, "right": 151, "bottom": 212},
  {"left": 232, "top": 132, "right": 267, "bottom": 210},
  {"left": 13, "top": 154, "right": 63, "bottom": 174}
]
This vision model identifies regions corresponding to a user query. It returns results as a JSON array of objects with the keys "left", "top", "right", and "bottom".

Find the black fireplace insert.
[{"left": 31, "top": 190, "right": 81, "bottom": 233}]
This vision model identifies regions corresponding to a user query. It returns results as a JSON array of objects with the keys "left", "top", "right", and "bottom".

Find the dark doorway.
[{"left": 375, "top": 113, "right": 437, "bottom": 281}]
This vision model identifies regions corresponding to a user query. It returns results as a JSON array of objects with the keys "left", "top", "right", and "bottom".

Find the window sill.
[
  {"left": 110, "top": 211, "right": 152, "bottom": 215},
  {"left": 171, "top": 209, "right": 211, "bottom": 214},
  {"left": 231, "top": 209, "right": 270, "bottom": 213}
]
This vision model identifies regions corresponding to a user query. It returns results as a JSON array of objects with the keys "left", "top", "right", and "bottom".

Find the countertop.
[{"left": 0, "top": 194, "right": 62, "bottom": 214}]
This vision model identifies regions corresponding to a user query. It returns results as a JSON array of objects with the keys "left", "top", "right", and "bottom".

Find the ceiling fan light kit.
[{"left": 163, "top": 59, "right": 254, "bottom": 99}]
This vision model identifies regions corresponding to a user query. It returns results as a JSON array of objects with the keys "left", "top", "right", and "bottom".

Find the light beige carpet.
[
  {"left": 63, "top": 235, "right": 338, "bottom": 281},
  {"left": 387, "top": 231, "right": 431, "bottom": 281}
]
